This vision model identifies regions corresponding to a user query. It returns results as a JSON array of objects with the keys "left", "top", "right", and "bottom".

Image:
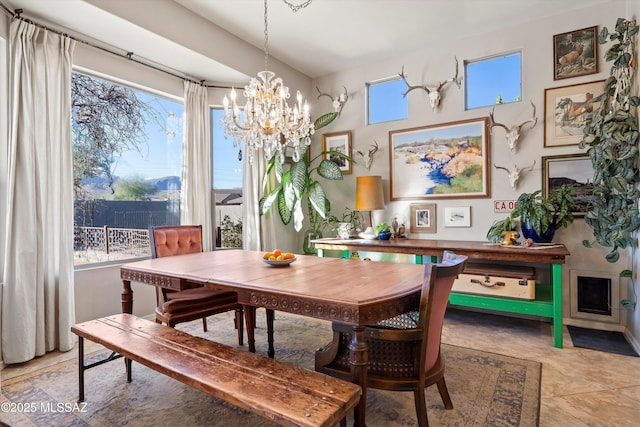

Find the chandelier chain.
[
  {"left": 264, "top": 0, "right": 269, "bottom": 71},
  {"left": 282, "top": 0, "right": 313, "bottom": 13}
]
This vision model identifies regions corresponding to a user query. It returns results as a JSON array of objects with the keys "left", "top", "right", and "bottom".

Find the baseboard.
[
  {"left": 624, "top": 330, "right": 640, "bottom": 355},
  {"left": 563, "top": 317, "right": 625, "bottom": 332}
]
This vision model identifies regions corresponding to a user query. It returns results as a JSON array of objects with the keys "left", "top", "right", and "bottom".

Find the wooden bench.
[{"left": 71, "top": 314, "right": 361, "bottom": 427}]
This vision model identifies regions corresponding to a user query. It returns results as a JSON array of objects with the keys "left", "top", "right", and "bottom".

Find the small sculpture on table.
[
  {"left": 392, "top": 217, "right": 399, "bottom": 238},
  {"left": 397, "top": 223, "right": 407, "bottom": 238}
]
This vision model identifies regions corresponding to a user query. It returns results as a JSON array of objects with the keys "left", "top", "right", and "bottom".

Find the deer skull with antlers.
[
  {"left": 494, "top": 161, "right": 536, "bottom": 189},
  {"left": 398, "top": 57, "right": 461, "bottom": 111},
  {"left": 356, "top": 141, "right": 379, "bottom": 170},
  {"left": 489, "top": 101, "right": 538, "bottom": 152},
  {"left": 316, "top": 86, "right": 348, "bottom": 114}
]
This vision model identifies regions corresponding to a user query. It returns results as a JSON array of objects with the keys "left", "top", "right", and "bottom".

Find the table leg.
[
  {"left": 266, "top": 309, "right": 275, "bottom": 359},
  {"left": 244, "top": 305, "right": 256, "bottom": 353},
  {"left": 551, "top": 263, "right": 563, "bottom": 348},
  {"left": 121, "top": 279, "right": 133, "bottom": 314},
  {"left": 348, "top": 326, "right": 368, "bottom": 427}
]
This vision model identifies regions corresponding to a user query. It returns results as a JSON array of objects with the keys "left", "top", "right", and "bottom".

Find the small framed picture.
[
  {"left": 444, "top": 206, "right": 471, "bottom": 227},
  {"left": 410, "top": 203, "right": 436, "bottom": 234},
  {"left": 322, "top": 131, "right": 352, "bottom": 175},
  {"left": 553, "top": 26, "right": 598, "bottom": 80}
]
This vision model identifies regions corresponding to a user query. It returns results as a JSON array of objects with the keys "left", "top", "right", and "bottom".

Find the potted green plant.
[
  {"left": 260, "top": 112, "right": 356, "bottom": 253},
  {"left": 374, "top": 222, "right": 392, "bottom": 240},
  {"left": 486, "top": 184, "right": 576, "bottom": 243},
  {"left": 486, "top": 216, "right": 518, "bottom": 244},
  {"left": 512, "top": 184, "right": 576, "bottom": 242}
]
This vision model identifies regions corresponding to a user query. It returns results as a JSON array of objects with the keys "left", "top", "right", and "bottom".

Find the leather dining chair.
[
  {"left": 149, "top": 225, "right": 244, "bottom": 344},
  {"left": 315, "top": 251, "right": 468, "bottom": 427}
]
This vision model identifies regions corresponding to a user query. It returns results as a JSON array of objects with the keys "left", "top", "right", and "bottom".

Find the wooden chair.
[
  {"left": 315, "top": 251, "right": 468, "bottom": 427},
  {"left": 149, "top": 225, "right": 244, "bottom": 344}
]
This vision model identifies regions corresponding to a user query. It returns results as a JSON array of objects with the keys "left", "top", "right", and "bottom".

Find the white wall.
[
  {"left": 625, "top": 0, "right": 640, "bottom": 352},
  {"left": 310, "top": 2, "right": 638, "bottom": 337},
  {"left": 74, "top": 265, "right": 156, "bottom": 322}
]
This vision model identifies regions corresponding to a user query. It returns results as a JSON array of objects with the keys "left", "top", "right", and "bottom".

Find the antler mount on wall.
[{"left": 398, "top": 57, "right": 461, "bottom": 112}]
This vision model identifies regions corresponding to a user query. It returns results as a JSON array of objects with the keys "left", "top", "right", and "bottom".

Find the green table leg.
[
  {"left": 317, "top": 249, "right": 324, "bottom": 257},
  {"left": 416, "top": 254, "right": 423, "bottom": 265},
  {"left": 551, "top": 263, "right": 563, "bottom": 348}
]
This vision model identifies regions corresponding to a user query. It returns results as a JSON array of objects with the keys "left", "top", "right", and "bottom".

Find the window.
[
  {"left": 212, "top": 108, "right": 243, "bottom": 248},
  {"left": 72, "top": 72, "right": 183, "bottom": 265},
  {"left": 366, "top": 77, "right": 408, "bottom": 125},
  {"left": 465, "top": 51, "right": 522, "bottom": 109}
]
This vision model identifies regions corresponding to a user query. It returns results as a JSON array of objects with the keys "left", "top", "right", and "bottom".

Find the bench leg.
[
  {"left": 125, "top": 357, "right": 132, "bottom": 382},
  {"left": 78, "top": 337, "right": 85, "bottom": 402}
]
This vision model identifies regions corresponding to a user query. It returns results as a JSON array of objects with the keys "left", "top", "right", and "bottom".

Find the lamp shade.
[{"left": 355, "top": 176, "right": 384, "bottom": 211}]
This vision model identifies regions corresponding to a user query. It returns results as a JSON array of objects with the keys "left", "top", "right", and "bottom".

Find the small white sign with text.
[{"left": 494, "top": 200, "right": 517, "bottom": 213}]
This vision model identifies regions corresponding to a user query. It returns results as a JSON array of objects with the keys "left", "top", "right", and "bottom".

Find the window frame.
[
  {"left": 366, "top": 75, "right": 409, "bottom": 125},
  {"left": 464, "top": 50, "right": 523, "bottom": 110}
]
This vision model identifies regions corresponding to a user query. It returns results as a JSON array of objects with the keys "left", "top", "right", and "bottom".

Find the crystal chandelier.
[{"left": 222, "top": 0, "right": 314, "bottom": 165}]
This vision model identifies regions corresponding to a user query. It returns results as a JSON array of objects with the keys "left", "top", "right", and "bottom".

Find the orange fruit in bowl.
[
  {"left": 276, "top": 255, "right": 285, "bottom": 260},
  {"left": 283, "top": 252, "right": 295, "bottom": 259},
  {"left": 272, "top": 249, "right": 282, "bottom": 257}
]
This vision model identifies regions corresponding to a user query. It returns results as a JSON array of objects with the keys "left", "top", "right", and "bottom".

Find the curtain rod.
[{"left": 0, "top": 2, "right": 231, "bottom": 89}]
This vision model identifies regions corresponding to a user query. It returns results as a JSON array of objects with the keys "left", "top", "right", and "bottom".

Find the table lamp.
[{"left": 355, "top": 175, "right": 384, "bottom": 234}]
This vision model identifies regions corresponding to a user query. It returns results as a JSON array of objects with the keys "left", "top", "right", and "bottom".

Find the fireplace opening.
[
  {"left": 576, "top": 276, "right": 611, "bottom": 316},
  {"left": 570, "top": 270, "right": 619, "bottom": 324}
]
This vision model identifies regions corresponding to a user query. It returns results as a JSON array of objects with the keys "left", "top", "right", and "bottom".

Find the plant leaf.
[
  {"left": 292, "top": 199, "right": 303, "bottom": 232},
  {"left": 308, "top": 181, "right": 327, "bottom": 219},
  {"left": 277, "top": 190, "right": 292, "bottom": 225},
  {"left": 259, "top": 187, "right": 281, "bottom": 215},
  {"left": 317, "top": 159, "right": 343, "bottom": 180},
  {"left": 290, "top": 160, "right": 308, "bottom": 198},
  {"left": 313, "top": 112, "right": 339, "bottom": 131}
]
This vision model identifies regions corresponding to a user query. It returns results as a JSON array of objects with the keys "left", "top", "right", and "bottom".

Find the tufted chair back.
[
  {"left": 149, "top": 225, "right": 203, "bottom": 258},
  {"left": 146, "top": 225, "right": 244, "bottom": 343}
]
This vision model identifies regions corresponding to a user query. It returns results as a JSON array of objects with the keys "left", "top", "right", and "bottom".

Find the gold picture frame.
[{"left": 409, "top": 203, "right": 436, "bottom": 234}]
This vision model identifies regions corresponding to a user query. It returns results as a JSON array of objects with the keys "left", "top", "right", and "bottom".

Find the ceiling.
[{"left": 3, "top": 0, "right": 612, "bottom": 83}]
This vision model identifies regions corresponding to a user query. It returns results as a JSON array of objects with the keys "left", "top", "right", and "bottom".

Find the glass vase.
[{"left": 303, "top": 229, "right": 323, "bottom": 255}]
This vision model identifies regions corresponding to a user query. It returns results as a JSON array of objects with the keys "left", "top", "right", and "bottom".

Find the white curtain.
[
  {"left": 243, "top": 156, "right": 276, "bottom": 251},
  {"left": 2, "top": 20, "right": 76, "bottom": 364},
  {"left": 181, "top": 81, "right": 213, "bottom": 251}
]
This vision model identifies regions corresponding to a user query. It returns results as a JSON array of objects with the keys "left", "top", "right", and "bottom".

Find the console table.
[{"left": 312, "top": 238, "right": 570, "bottom": 348}]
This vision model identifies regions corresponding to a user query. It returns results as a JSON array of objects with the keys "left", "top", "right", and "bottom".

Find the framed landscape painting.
[
  {"left": 389, "top": 117, "right": 490, "bottom": 200},
  {"left": 544, "top": 81, "right": 604, "bottom": 147},
  {"left": 542, "top": 153, "right": 594, "bottom": 217}
]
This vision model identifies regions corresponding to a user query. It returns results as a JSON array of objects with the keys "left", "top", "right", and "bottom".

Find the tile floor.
[{"left": 2, "top": 308, "right": 640, "bottom": 426}]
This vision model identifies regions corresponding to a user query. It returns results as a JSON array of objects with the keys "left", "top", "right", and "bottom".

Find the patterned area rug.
[{"left": 1, "top": 311, "right": 541, "bottom": 426}]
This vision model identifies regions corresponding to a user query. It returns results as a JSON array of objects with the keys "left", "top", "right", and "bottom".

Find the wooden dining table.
[{"left": 120, "top": 249, "right": 426, "bottom": 427}]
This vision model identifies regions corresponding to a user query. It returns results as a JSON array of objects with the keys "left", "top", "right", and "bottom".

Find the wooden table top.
[
  {"left": 121, "top": 249, "right": 426, "bottom": 325},
  {"left": 312, "top": 238, "right": 571, "bottom": 264}
]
